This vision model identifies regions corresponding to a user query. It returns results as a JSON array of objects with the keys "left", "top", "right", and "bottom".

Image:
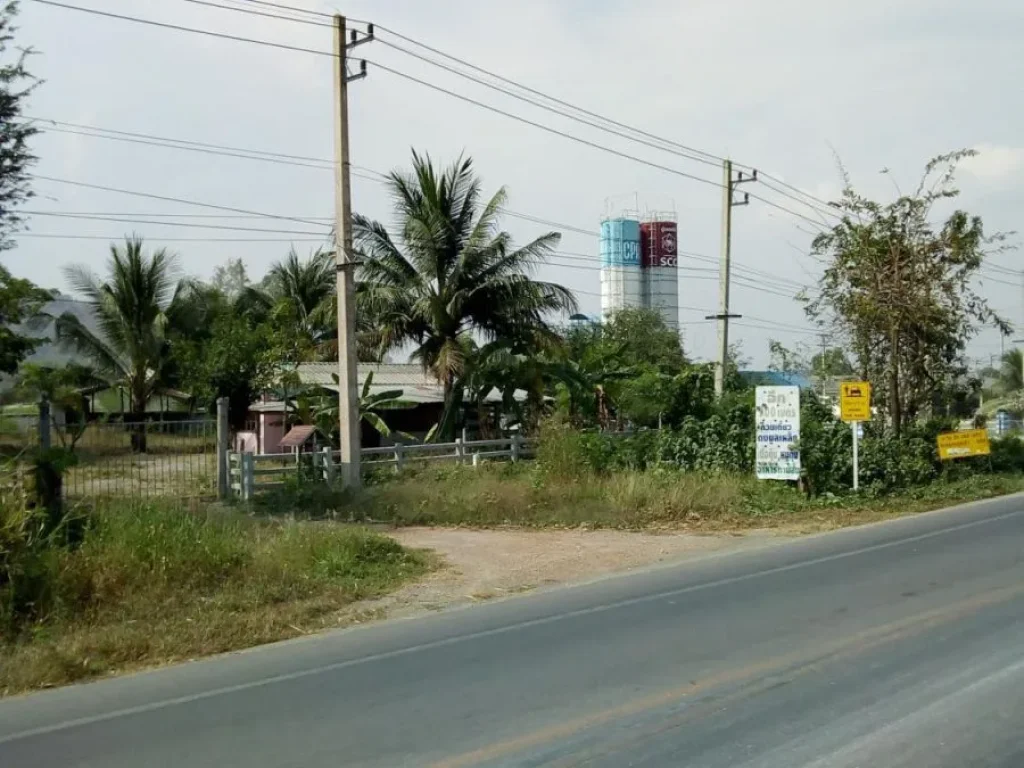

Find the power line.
[
  {"left": 178, "top": 0, "right": 332, "bottom": 28},
  {"left": 29, "top": 0, "right": 339, "bottom": 56},
  {"left": 373, "top": 36, "right": 720, "bottom": 170},
  {"left": 32, "top": 122, "right": 334, "bottom": 170},
  {"left": 364, "top": 60, "right": 727, "bottom": 193},
  {"left": 237, "top": 0, "right": 358, "bottom": 21},
  {"left": 21, "top": 210, "right": 329, "bottom": 235},
  {"left": 33, "top": 2, "right": 838, "bottom": 230},
  {"left": 16, "top": 233, "right": 326, "bottom": 242},
  {"left": 28, "top": 118, "right": 812, "bottom": 288},
  {"left": 29, "top": 117, "right": 332, "bottom": 164},
  {"left": 31, "top": 175, "right": 332, "bottom": 229},
  {"left": 369, "top": 23, "right": 845, "bottom": 216}
]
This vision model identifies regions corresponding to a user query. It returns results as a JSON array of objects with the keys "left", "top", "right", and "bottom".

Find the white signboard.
[{"left": 755, "top": 386, "right": 801, "bottom": 481}]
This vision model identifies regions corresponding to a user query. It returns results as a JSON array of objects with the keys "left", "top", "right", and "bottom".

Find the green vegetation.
[
  {"left": 0, "top": 496, "right": 429, "bottom": 694},
  {"left": 806, "top": 151, "right": 1007, "bottom": 435},
  {"left": 276, "top": 463, "right": 1024, "bottom": 531},
  {"left": 354, "top": 151, "right": 577, "bottom": 417}
]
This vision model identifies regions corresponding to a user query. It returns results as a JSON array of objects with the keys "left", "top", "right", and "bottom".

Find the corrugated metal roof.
[
  {"left": 297, "top": 363, "right": 438, "bottom": 388},
  {"left": 297, "top": 363, "right": 530, "bottom": 405}
]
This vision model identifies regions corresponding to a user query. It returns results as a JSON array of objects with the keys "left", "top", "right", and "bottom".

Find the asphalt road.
[{"left": 3, "top": 495, "right": 1024, "bottom": 767}]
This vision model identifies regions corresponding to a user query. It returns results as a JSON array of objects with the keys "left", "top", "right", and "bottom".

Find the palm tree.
[
  {"left": 354, "top": 151, "right": 577, "bottom": 410},
  {"left": 55, "top": 236, "right": 191, "bottom": 451},
  {"left": 996, "top": 349, "right": 1024, "bottom": 395},
  {"left": 239, "top": 247, "right": 335, "bottom": 360}
]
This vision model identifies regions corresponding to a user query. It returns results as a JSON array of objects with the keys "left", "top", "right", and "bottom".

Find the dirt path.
[{"left": 345, "top": 527, "right": 794, "bottom": 623}]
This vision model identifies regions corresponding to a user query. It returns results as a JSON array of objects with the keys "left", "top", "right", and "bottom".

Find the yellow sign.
[
  {"left": 839, "top": 381, "right": 872, "bottom": 422},
  {"left": 937, "top": 429, "right": 991, "bottom": 460}
]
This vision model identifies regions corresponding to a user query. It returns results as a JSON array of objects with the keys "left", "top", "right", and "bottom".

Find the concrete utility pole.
[
  {"left": 710, "top": 159, "right": 755, "bottom": 398},
  {"left": 333, "top": 15, "right": 371, "bottom": 488}
]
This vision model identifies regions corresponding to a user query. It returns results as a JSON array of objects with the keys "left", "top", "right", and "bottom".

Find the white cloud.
[{"left": 961, "top": 145, "right": 1024, "bottom": 181}]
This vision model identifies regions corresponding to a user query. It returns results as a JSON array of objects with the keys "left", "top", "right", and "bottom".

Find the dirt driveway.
[{"left": 349, "top": 527, "right": 794, "bottom": 623}]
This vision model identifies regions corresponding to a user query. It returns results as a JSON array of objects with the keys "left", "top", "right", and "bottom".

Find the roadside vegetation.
[
  {"left": 0, "top": 494, "right": 429, "bottom": 695},
  {"left": 255, "top": 416, "right": 1024, "bottom": 531}
]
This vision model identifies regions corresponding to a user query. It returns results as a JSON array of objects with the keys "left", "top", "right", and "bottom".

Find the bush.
[
  {"left": 989, "top": 436, "right": 1024, "bottom": 473},
  {"left": 1, "top": 496, "right": 428, "bottom": 650}
]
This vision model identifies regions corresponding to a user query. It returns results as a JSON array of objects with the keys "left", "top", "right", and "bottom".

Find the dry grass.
[
  {"left": 344, "top": 464, "right": 1024, "bottom": 532},
  {"left": 0, "top": 500, "right": 430, "bottom": 695}
]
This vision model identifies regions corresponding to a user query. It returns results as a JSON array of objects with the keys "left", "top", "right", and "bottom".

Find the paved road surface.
[{"left": 3, "top": 495, "right": 1024, "bottom": 767}]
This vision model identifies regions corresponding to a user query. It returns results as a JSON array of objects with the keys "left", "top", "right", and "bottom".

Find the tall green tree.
[
  {"left": 354, "top": 151, "right": 577, "bottom": 403},
  {"left": 0, "top": 1, "right": 35, "bottom": 254},
  {"left": 806, "top": 151, "right": 1008, "bottom": 436},
  {"left": 0, "top": 2, "right": 49, "bottom": 373},
  {"left": 241, "top": 247, "right": 335, "bottom": 361},
  {"left": 55, "top": 237, "right": 191, "bottom": 449}
]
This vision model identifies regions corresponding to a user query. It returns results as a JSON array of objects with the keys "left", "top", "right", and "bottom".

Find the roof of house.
[
  {"left": 740, "top": 370, "right": 816, "bottom": 390},
  {"left": 295, "top": 362, "right": 528, "bottom": 405},
  {"left": 278, "top": 424, "right": 319, "bottom": 448}
]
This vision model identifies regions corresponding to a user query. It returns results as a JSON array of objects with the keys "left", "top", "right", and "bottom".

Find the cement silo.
[
  {"left": 640, "top": 215, "right": 679, "bottom": 330},
  {"left": 600, "top": 217, "right": 643, "bottom": 318}
]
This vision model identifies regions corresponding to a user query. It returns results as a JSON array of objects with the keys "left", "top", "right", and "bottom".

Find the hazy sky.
[{"left": 8, "top": 0, "right": 1024, "bottom": 366}]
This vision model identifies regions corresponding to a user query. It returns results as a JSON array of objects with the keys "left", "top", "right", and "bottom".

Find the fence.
[
  {"left": 228, "top": 434, "right": 531, "bottom": 500},
  {"left": 0, "top": 399, "right": 226, "bottom": 501}
]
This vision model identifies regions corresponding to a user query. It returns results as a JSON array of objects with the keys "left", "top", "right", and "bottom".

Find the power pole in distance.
[
  {"left": 333, "top": 15, "right": 372, "bottom": 488},
  {"left": 711, "top": 159, "right": 755, "bottom": 398}
]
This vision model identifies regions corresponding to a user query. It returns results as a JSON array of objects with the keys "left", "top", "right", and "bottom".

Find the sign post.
[{"left": 839, "top": 382, "right": 872, "bottom": 491}]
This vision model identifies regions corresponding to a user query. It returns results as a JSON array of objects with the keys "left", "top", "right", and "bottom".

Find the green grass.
[
  {"left": 313, "top": 463, "right": 1024, "bottom": 531},
  {"left": 0, "top": 499, "right": 430, "bottom": 695}
]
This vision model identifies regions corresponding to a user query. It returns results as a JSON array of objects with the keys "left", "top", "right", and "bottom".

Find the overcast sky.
[{"left": 8, "top": 0, "right": 1024, "bottom": 366}]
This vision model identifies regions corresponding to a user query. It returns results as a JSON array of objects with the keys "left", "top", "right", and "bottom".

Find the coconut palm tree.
[
  {"left": 54, "top": 236, "right": 192, "bottom": 451},
  {"left": 237, "top": 247, "right": 339, "bottom": 361},
  {"left": 354, "top": 151, "right": 577, "bottom": 406},
  {"left": 996, "top": 348, "right": 1024, "bottom": 395}
]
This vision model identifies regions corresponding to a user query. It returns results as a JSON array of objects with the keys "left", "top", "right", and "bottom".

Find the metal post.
[
  {"left": 394, "top": 440, "right": 404, "bottom": 473},
  {"left": 455, "top": 436, "right": 464, "bottom": 465},
  {"left": 216, "top": 396, "right": 229, "bottom": 499},
  {"left": 852, "top": 421, "right": 860, "bottom": 492},
  {"left": 38, "top": 397, "right": 51, "bottom": 452},
  {"left": 333, "top": 14, "right": 365, "bottom": 489},
  {"left": 511, "top": 433, "right": 522, "bottom": 462},
  {"left": 472, "top": 452, "right": 480, "bottom": 468}
]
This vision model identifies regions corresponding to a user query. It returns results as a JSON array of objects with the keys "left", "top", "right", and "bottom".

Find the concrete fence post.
[
  {"left": 241, "top": 453, "right": 255, "bottom": 501},
  {"left": 394, "top": 441, "right": 404, "bottom": 473},
  {"left": 321, "top": 445, "right": 335, "bottom": 484},
  {"left": 216, "top": 397, "right": 229, "bottom": 499},
  {"left": 511, "top": 433, "right": 522, "bottom": 463},
  {"left": 472, "top": 452, "right": 480, "bottom": 469},
  {"left": 455, "top": 437, "right": 464, "bottom": 465}
]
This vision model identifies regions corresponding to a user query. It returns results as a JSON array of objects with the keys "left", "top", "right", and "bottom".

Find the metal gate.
[{"left": 62, "top": 419, "right": 217, "bottom": 499}]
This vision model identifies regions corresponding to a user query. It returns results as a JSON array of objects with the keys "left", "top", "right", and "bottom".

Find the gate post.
[{"left": 216, "top": 397, "right": 230, "bottom": 499}]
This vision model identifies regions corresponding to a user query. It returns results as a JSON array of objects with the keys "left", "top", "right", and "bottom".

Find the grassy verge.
[
  {"left": 0, "top": 500, "right": 430, "bottom": 696},
  {"left": 265, "top": 464, "right": 1024, "bottom": 532}
]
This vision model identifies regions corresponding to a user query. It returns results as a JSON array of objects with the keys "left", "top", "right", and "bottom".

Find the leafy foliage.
[
  {"left": 0, "top": 1, "right": 36, "bottom": 253},
  {"left": 354, "top": 151, "right": 576, "bottom": 393},
  {"left": 54, "top": 237, "right": 194, "bottom": 449},
  {"left": 806, "top": 151, "right": 1009, "bottom": 435},
  {"left": 172, "top": 312, "right": 279, "bottom": 431}
]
